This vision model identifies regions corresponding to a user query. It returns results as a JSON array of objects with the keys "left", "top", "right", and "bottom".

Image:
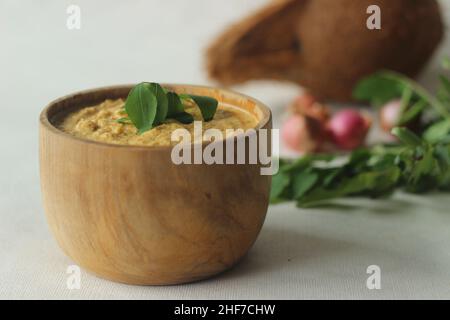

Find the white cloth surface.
[{"left": 0, "top": 0, "right": 449, "bottom": 299}]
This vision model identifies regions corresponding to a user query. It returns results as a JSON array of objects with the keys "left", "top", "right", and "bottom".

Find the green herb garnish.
[
  {"left": 122, "top": 82, "right": 218, "bottom": 134},
  {"left": 166, "top": 92, "right": 185, "bottom": 117},
  {"left": 272, "top": 58, "right": 450, "bottom": 208},
  {"left": 116, "top": 117, "right": 132, "bottom": 124},
  {"left": 145, "top": 83, "right": 168, "bottom": 126},
  {"left": 124, "top": 83, "right": 158, "bottom": 135},
  {"left": 185, "top": 95, "right": 218, "bottom": 121}
]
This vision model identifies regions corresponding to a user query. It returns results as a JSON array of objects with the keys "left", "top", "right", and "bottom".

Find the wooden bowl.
[{"left": 39, "top": 84, "right": 272, "bottom": 285}]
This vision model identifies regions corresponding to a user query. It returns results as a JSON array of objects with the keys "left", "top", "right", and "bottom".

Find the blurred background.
[
  {"left": 1, "top": 0, "right": 449, "bottom": 150},
  {"left": 1, "top": 0, "right": 449, "bottom": 299}
]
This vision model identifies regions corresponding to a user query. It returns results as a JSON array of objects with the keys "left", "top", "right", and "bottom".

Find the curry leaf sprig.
[
  {"left": 119, "top": 83, "right": 218, "bottom": 134},
  {"left": 271, "top": 58, "right": 450, "bottom": 208},
  {"left": 272, "top": 127, "right": 450, "bottom": 208}
]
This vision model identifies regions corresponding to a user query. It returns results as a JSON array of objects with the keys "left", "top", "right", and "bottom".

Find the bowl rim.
[{"left": 39, "top": 83, "right": 272, "bottom": 151}]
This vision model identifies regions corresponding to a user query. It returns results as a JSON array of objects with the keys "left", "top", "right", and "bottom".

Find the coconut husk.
[{"left": 207, "top": 0, "right": 444, "bottom": 102}]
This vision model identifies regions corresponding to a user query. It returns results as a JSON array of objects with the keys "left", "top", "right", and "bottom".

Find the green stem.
[{"left": 380, "top": 71, "right": 450, "bottom": 120}]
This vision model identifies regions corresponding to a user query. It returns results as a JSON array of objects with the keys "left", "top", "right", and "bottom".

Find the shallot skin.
[
  {"left": 379, "top": 99, "right": 402, "bottom": 132},
  {"left": 281, "top": 114, "right": 325, "bottom": 153},
  {"left": 327, "top": 109, "right": 371, "bottom": 150},
  {"left": 290, "top": 93, "right": 330, "bottom": 123}
]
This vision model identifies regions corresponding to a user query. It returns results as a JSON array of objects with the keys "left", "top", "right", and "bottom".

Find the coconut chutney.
[{"left": 61, "top": 98, "right": 258, "bottom": 146}]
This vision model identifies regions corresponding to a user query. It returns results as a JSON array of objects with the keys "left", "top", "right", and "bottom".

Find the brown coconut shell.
[{"left": 207, "top": 0, "right": 444, "bottom": 102}]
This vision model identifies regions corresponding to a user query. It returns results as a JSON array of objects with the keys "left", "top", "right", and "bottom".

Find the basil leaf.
[
  {"left": 172, "top": 112, "right": 194, "bottom": 124},
  {"left": 124, "top": 83, "right": 158, "bottom": 135},
  {"left": 144, "top": 83, "right": 168, "bottom": 125},
  {"left": 166, "top": 92, "right": 185, "bottom": 118},
  {"left": 188, "top": 94, "right": 218, "bottom": 121}
]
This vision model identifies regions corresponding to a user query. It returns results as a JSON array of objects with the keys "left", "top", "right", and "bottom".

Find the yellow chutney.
[{"left": 60, "top": 98, "right": 258, "bottom": 146}]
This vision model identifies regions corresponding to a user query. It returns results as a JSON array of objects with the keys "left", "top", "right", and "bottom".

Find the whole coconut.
[{"left": 207, "top": 0, "right": 443, "bottom": 102}]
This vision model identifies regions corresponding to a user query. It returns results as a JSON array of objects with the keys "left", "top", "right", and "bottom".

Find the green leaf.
[
  {"left": 188, "top": 95, "right": 218, "bottom": 121},
  {"left": 123, "top": 83, "right": 219, "bottom": 133},
  {"left": 178, "top": 94, "right": 191, "bottom": 101},
  {"left": 353, "top": 73, "right": 404, "bottom": 106},
  {"left": 423, "top": 119, "right": 450, "bottom": 144},
  {"left": 439, "top": 75, "right": 450, "bottom": 94},
  {"left": 297, "top": 168, "right": 400, "bottom": 207},
  {"left": 272, "top": 67, "right": 450, "bottom": 208},
  {"left": 434, "top": 144, "right": 450, "bottom": 189},
  {"left": 398, "top": 99, "right": 426, "bottom": 126},
  {"left": 280, "top": 156, "right": 313, "bottom": 173},
  {"left": 379, "top": 71, "right": 450, "bottom": 120},
  {"left": 322, "top": 168, "right": 341, "bottom": 187},
  {"left": 144, "top": 83, "right": 168, "bottom": 125},
  {"left": 399, "top": 86, "right": 413, "bottom": 115},
  {"left": 116, "top": 117, "right": 132, "bottom": 124},
  {"left": 172, "top": 112, "right": 194, "bottom": 124},
  {"left": 124, "top": 83, "right": 158, "bottom": 135},
  {"left": 438, "top": 75, "right": 450, "bottom": 112},
  {"left": 270, "top": 172, "right": 291, "bottom": 203},
  {"left": 406, "top": 147, "right": 438, "bottom": 193},
  {"left": 443, "top": 57, "right": 450, "bottom": 70},
  {"left": 280, "top": 154, "right": 335, "bottom": 173},
  {"left": 348, "top": 148, "right": 372, "bottom": 166},
  {"left": 166, "top": 92, "right": 185, "bottom": 118},
  {"left": 369, "top": 166, "right": 401, "bottom": 196},
  {"left": 137, "top": 125, "right": 154, "bottom": 135},
  {"left": 292, "top": 170, "right": 319, "bottom": 199},
  {"left": 391, "top": 127, "right": 423, "bottom": 147}
]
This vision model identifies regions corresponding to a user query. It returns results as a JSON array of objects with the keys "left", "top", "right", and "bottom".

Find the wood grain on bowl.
[{"left": 39, "top": 85, "right": 272, "bottom": 285}]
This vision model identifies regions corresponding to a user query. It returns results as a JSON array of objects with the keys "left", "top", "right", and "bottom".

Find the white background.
[{"left": 0, "top": 0, "right": 449, "bottom": 299}]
